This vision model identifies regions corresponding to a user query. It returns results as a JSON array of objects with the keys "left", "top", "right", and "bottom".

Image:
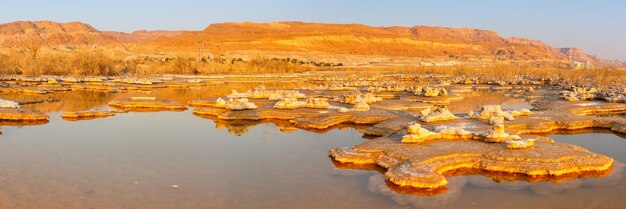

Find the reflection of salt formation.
[
  {"left": 366, "top": 162, "right": 624, "bottom": 208},
  {"left": 224, "top": 98, "right": 258, "bottom": 110},
  {"left": 468, "top": 105, "right": 531, "bottom": 122},
  {"left": 340, "top": 91, "right": 383, "bottom": 104},
  {"left": 412, "top": 86, "right": 448, "bottom": 97},
  {"left": 274, "top": 98, "right": 331, "bottom": 109},
  {"left": 418, "top": 107, "right": 456, "bottom": 122},
  {"left": 402, "top": 122, "right": 532, "bottom": 149},
  {"left": 0, "top": 99, "right": 20, "bottom": 108},
  {"left": 213, "top": 120, "right": 256, "bottom": 136}
]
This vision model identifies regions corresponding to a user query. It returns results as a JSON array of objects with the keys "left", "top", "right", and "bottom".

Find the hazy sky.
[{"left": 2, "top": 0, "right": 625, "bottom": 60}]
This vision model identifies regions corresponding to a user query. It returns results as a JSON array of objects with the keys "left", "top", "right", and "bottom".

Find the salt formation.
[
  {"left": 417, "top": 107, "right": 456, "bottom": 122},
  {"left": 304, "top": 98, "right": 331, "bottom": 109},
  {"left": 412, "top": 86, "right": 448, "bottom": 97},
  {"left": 250, "top": 86, "right": 306, "bottom": 100},
  {"left": 401, "top": 123, "right": 471, "bottom": 143},
  {"left": 341, "top": 91, "right": 383, "bottom": 104},
  {"left": 215, "top": 97, "right": 227, "bottom": 107},
  {"left": 401, "top": 122, "right": 527, "bottom": 147},
  {"left": 561, "top": 87, "right": 598, "bottom": 101},
  {"left": 482, "top": 124, "right": 522, "bottom": 143},
  {"left": 468, "top": 105, "right": 531, "bottom": 121},
  {"left": 274, "top": 98, "right": 306, "bottom": 109},
  {"left": 506, "top": 138, "right": 536, "bottom": 149},
  {"left": 0, "top": 99, "right": 20, "bottom": 108},
  {"left": 273, "top": 98, "right": 331, "bottom": 110},
  {"left": 227, "top": 90, "right": 252, "bottom": 98},
  {"left": 338, "top": 101, "right": 371, "bottom": 113},
  {"left": 225, "top": 98, "right": 258, "bottom": 110}
]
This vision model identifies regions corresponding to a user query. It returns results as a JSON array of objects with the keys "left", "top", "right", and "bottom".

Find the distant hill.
[
  {"left": 0, "top": 21, "right": 118, "bottom": 46},
  {"left": 0, "top": 20, "right": 622, "bottom": 67},
  {"left": 103, "top": 30, "right": 184, "bottom": 43}
]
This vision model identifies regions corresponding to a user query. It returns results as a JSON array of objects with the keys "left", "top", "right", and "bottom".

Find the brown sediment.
[
  {"left": 330, "top": 136, "right": 613, "bottom": 189},
  {"left": 108, "top": 97, "right": 187, "bottom": 111},
  {"left": 61, "top": 110, "right": 121, "bottom": 121},
  {"left": 0, "top": 107, "right": 49, "bottom": 122}
]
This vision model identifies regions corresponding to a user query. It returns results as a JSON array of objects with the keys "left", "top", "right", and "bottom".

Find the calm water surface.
[{"left": 0, "top": 84, "right": 624, "bottom": 208}]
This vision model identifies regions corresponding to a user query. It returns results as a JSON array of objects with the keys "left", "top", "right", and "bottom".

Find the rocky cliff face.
[
  {"left": 0, "top": 20, "right": 620, "bottom": 67},
  {"left": 0, "top": 21, "right": 118, "bottom": 46}
]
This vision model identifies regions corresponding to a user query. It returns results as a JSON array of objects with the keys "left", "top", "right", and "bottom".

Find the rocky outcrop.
[{"left": 0, "top": 21, "right": 118, "bottom": 46}]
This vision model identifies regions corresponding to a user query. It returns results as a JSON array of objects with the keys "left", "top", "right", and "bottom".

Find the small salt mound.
[{"left": 0, "top": 99, "right": 20, "bottom": 108}]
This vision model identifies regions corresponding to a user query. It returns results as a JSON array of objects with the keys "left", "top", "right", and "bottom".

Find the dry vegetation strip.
[{"left": 0, "top": 40, "right": 624, "bottom": 88}]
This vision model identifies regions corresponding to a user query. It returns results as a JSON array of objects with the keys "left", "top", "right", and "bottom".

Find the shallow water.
[
  {"left": 1, "top": 82, "right": 625, "bottom": 208},
  {"left": 1, "top": 110, "right": 625, "bottom": 208}
]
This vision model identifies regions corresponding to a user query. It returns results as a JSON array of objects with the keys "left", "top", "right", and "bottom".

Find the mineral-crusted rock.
[
  {"left": 418, "top": 107, "right": 456, "bottom": 122},
  {"left": 225, "top": 98, "right": 258, "bottom": 110}
]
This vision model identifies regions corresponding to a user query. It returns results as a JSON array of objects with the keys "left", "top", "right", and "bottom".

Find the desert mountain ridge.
[{"left": 0, "top": 20, "right": 622, "bottom": 68}]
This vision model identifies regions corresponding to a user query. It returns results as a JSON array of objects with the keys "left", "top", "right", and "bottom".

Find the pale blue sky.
[{"left": 2, "top": 0, "right": 624, "bottom": 60}]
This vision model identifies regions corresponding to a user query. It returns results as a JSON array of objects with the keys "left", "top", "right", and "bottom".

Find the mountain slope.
[
  {"left": 140, "top": 22, "right": 588, "bottom": 65},
  {"left": 0, "top": 21, "right": 118, "bottom": 46}
]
